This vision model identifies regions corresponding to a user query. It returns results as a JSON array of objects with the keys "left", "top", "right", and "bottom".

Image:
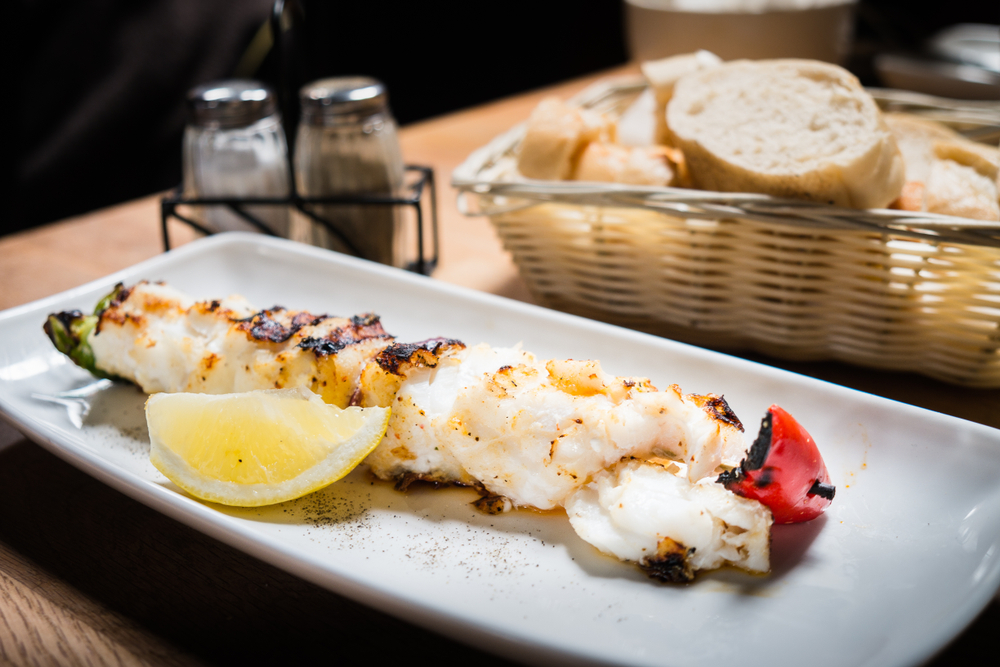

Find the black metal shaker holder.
[
  {"left": 160, "top": 165, "right": 439, "bottom": 275},
  {"left": 160, "top": 0, "right": 439, "bottom": 276}
]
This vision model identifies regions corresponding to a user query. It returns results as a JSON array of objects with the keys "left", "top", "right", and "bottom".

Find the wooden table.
[{"left": 1, "top": 64, "right": 998, "bottom": 666}]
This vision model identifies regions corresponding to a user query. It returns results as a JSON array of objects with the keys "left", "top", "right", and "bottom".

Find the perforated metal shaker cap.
[
  {"left": 187, "top": 80, "right": 278, "bottom": 129},
  {"left": 299, "top": 77, "right": 390, "bottom": 122}
]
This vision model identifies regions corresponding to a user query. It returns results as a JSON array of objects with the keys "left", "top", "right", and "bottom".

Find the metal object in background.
[
  {"left": 160, "top": 165, "right": 439, "bottom": 276},
  {"left": 183, "top": 80, "right": 292, "bottom": 236},
  {"left": 875, "top": 24, "right": 1000, "bottom": 101},
  {"left": 292, "top": 77, "right": 408, "bottom": 268},
  {"left": 162, "top": 0, "right": 439, "bottom": 276},
  {"left": 929, "top": 23, "right": 1000, "bottom": 74}
]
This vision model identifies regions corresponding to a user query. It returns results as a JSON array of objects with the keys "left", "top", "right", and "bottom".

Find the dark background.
[{"left": 10, "top": 0, "right": 998, "bottom": 236}]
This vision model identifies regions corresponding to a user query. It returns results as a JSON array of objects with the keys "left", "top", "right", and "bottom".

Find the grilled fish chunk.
[
  {"left": 360, "top": 342, "right": 748, "bottom": 507},
  {"left": 359, "top": 341, "right": 767, "bottom": 578},
  {"left": 47, "top": 281, "right": 394, "bottom": 406},
  {"left": 565, "top": 458, "right": 771, "bottom": 581},
  {"left": 361, "top": 340, "right": 514, "bottom": 488}
]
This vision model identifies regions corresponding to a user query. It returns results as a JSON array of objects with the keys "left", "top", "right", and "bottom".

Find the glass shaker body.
[
  {"left": 291, "top": 77, "right": 406, "bottom": 268},
  {"left": 183, "top": 80, "right": 291, "bottom": 236}
]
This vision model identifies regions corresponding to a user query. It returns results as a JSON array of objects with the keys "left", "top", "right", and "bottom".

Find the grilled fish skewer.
[{"left": 46, "top": 282, "right": 773, "bottom": 581}]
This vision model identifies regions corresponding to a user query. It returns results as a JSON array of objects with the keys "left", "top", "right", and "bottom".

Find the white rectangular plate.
[{"left": 2, "top": 233, "right": 999, "bottom": 667}]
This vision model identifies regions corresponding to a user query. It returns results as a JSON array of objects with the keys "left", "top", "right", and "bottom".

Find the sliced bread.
[
  {"left": 641, "top": 50, "right": 722, "bottom": 146},
  {"left": 666, "top": 59, "right": 905, "bottom": 209}
]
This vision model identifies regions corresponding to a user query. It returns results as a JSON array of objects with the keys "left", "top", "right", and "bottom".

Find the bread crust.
[{"left": 667, "top": 59, "right": 905, "bottom": 209}]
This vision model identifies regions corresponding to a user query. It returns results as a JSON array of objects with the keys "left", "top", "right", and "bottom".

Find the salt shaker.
[
  {"left": 291, "top": 77, "right": 406, "bottom": 268},
  {"left": 183, "top": 80, "right": 291, "bottom": 236}
]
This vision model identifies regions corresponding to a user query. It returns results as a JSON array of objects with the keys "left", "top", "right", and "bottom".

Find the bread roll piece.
[
  {"left": 885, "top": 112, "right": 999, "bottom": 182},
  {"left": 934, "top": 141, "right": 999, "bottom": 181},
  {"left": 884, "top": 112, "right": 999, "bottom": 220},
  {"left": 666, "top": 59, "right": 905, "bottom": 209},
  {"left": 517, "top": 97, "right": 616, "bottom": 180},
  {"left": 883, "top": 112, "right": 961, "bottom": 184},
  {"left": 925, "top": 160, "right": 1000, "bottom": 221},
  {"left": 641, "top": 50, "right": 722, "bottom": 146},
  {"left": 574, "top": 142, "right": 687, "bottom": 187}
]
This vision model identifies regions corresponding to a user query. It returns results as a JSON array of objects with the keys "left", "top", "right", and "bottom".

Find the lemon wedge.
[{"left": 146, "top": 387, "right": 390, "bottom": 507}]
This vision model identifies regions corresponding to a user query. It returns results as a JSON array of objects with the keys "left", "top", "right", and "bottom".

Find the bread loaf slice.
[
  {"left": 641, "top": 50, "right": 722, "bottom": 146},
  {"left": 666, "top": 59, "right": 905, "bottom": 209}
]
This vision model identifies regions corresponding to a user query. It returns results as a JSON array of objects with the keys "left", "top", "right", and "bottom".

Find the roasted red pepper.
[{"left": 718, "top": 405, "right": 834, "bottom": 524}]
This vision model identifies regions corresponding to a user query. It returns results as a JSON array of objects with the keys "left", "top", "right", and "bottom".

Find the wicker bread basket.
[{"left": 453, "top": 77, "right": 1000, "bottom": 386}]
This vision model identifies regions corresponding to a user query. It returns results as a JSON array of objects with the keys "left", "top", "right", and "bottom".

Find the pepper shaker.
[
  {"left": 183, "top": 80, "right": 291, "bottom": 236},
  {"left": 291, "top": 77, "right": 406, "bottom": 267}
]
